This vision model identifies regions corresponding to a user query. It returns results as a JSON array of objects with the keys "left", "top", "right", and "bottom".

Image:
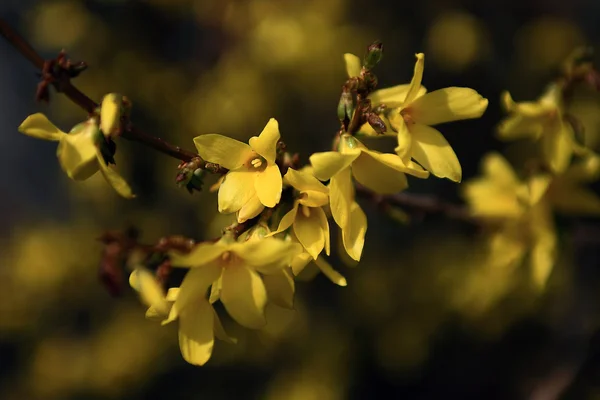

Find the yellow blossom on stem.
[
  {"left": 497, "top": 86, "right": 576, "bottom": 173},
  {"left": 310, "top": 134, "right": 429, "bottom": 260},
  {"left": 269, "top": 168, "right": 330, "bottom": 259},
  {"left": 129, "top": 271, "right": 234, "bottom": 366},
  {"left": 167, "top": 236, "right": 301, "bottom": 331},
  {"left": 386, "top": 53, "right": 488, "bottom": 182},
  {"left": 194, "top": 119, "right": 283, "bottom": 223},
  {"left": 462, "top": 152, "right": 600, "bottom": 289},
  {"left": 18, "top": 113, "right": 135, "bottom": 198}
]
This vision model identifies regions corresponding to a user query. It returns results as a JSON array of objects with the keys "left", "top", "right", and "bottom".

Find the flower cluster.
[
  {"left": 462, "top": 78, "right": 600, "bottom": 289},
  {"left": 18, "top": 45, "right": 492, "bottom": 366}
]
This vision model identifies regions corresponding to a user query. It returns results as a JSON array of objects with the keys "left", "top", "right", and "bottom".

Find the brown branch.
[
  {"left": 355, "top": 184, "right": 480, "bottom": 225},
  {"left": 0, "top": 18, "right": 213, "bottom": 165}
]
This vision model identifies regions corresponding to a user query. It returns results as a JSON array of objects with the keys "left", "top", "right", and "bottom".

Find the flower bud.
[
  {"left": 363, "top": 41, "right": 383, "bottom": 70},
  {"left": 337, "top": 91, "right": 354, "bottom": 123}
]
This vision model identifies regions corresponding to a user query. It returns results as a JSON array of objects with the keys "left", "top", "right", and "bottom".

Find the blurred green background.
[{"left": 2, "top": 0, "right": 600, "bottom": 399}]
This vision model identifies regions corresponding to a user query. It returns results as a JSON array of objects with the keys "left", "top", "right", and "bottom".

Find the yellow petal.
[
  {"left": 212, "top": 306, "right": 236, "bottom": 344},
  {"left": 284, "top": 168, "right": 328, "bottom": 194},
  {"left": 209, "top": 275, "right": 222, "bottom": 304},
  {"left": 96, "top": 147, "right": 135, "bottom": 198},
  {"left": 170, "top": 241, "right": 228, "bottom": 268},
  {"left": 263, "top": 269, "right": 295, "bottom": 309},
  {"left": 254, "top": 164, "right": 282, "bottom": 207},
  {"left": 527, "top": 174, "right": 552, "bottom": 206},
  {"left": 194, "top": 134, "right": 253, "bottom": 170},
  {"left": 388, "top": 112, "right": 413, "bottom": 164},
  {"left": 299, "top": 190, "right": 329, "bottom": 208},
  {"left": 342, "top": 202, "right": 367, "bottom": 261},
  {"left": 352, "top": 151, "right": 408, "bottom": 194},
  {"left": 237, "top": 194, "right": 265, "bottom": 223},
  {"left": 314, "top": 256, "right": 347, "bottom": 286},
  {"left": 233, "top": 237, "right": 300, "bottom": 272},
  {"left": 481, "top": 152, "right": 520, "bottom": 189},
  {"left": 18, "top": 113, "right": 64, "bottom": 141},
  {"left": 409, "top": 87, "right": 488, "bottom": 126},
  {"left": 218, "top": 170, "right": 257, "bottom": 214},
  {"left": 462, "top": 179, "right": 523, "bottom": 218},
  {"left": 497, "top": 114, "right": 544, "bottom": 141},
  {"left": 363, "top": 147, "right": 430, "bottom": 180},
  {"left": 178, "top": 298, "right": 214, "bottom": 366},
  {"left": 541, "top": 120, "right": 573, "bottom": 173},
  {"left": 269, "top": 204, "right": 298, "bottom": 235},
  {"left": 315, "top": 206, "right": 330, "bottom": 256},
  {"left": 129, "top": 268, "right": 170, "bottom": 315},
  {"left": 166, "top": 288, "right": 180, "bottom": 302},
  {"left": 309, "top": 151, "right": 359, "bottom": 181},
  {"left": 404, "top": 53, "right": 425, "bottom": 105},
  {"left": 344, "top": 53, "right": 362, "bottom": 78},
  {"left": 294, "top": 207, "right": 325, "bottom": 259},
  {"left": 164, "top": 264, "right": 221, "bottom": 324},
  {"left": 501, "top": 91, "right": 554, "bottom": 117},
  {"left": 100, "top": 93, "right": 123, "bottom": 137},
  {"left": 369, "top": 84, "right": 426, "bottom": 108},
  {"left": 529, "top": 205, "right": 557, "bottom": 289},
  {"left": 329, "top": 167, "right": 353, "bottom": 229},
  {"left": 248, "top": 118, "right": 280, "bottom": 164},
  {"left": 57, "top": 131, "right": 99, "bottom": 181},
  {"left": 221, "top": 265, "right": 267, "bottom": 328},
  {"left": 410, "top": 124, "right": 462, "bottom": 182}
]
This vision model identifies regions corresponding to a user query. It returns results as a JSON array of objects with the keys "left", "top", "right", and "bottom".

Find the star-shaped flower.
[{"left": 194, "top": 118, "right": 283, "bottom": 222}]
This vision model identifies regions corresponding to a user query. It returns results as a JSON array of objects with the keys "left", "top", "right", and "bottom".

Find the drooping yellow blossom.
[
  {"left": 194, "top": 118, "right": 283, "bottom": 222},
  {"left": 462, "top": 152, "right": 600, "bottom": 288},
  {"left": 497, "top": 86, "right": 578, "bottom": 173},
  {"left": 385, "top": 53, "right": 488, "bottom": 182},
  {"left": 269, "top": 168, "right": 330, "bottom": 259},
  {"left": 309, "top": 134, "right": 428, "bottom": 261},
  {"left": 167, "top": 236, "right": 301, "bottom": 330},
  {"left": 18, "top": 113, "right": 135, "bottom": 198},
  {"left": 129, "top": 271, "right": 234, "bottom": 366}
]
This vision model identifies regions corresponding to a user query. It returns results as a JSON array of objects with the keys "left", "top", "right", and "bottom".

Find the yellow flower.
[
  {"left": 269, "top": 168, "right": 330, "bottom": 259},
  {"left": 18, "top": 113, "right": 135, "bottom": 198},
  {"left": 497, "top": 86, "right": 575, "bottom": 173},
  {"left": 309, "top": 134, "right": 428, "bottom": 260},
  {"left": 167, "top": 236, "right": 301, "bottom": 330},
  {"left": 129, "top": 273, "right": 234, "bottom": 366},
  {"left": 194, "top": 118, "right": 283, "bottom": 222},
  {"left": 100, "top": 93, "right": 125, "bottom": 137},
  {"left": 462, "top": 152, "right": 600, "bottom": 288},
  {"left": 387, "top": 53, "right": 488, "bottom": 182}
]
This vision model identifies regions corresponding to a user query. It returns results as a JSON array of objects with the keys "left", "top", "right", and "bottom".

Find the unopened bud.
[
  {"left": 337, "top": 91, "right": 354, "bottom": 123},
  {"left": 363, "top": 41, "right": 383, "bottom": 70},
  {"left": 366, "top": 112, "right": 386, "bottom": 135}
]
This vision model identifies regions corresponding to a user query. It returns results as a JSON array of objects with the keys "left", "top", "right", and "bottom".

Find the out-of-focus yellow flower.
[
  {"left": 129, "top": 267, "right": 170, "bottom": 316},
  {"left": 310, "top": 134, "right": 428, "bottom": 261},
  {"left": 168, "top": 236, "right": 301, "bottom": 330},
  {"left": 387, "top": 53, "right": 488, "bottom": 182},
  {"left": 270, "top": 168, "right": 330, "bottom": 259},
  {"left": 498, "top": 85, "right": 576, "bottom": 173},
  {"left": 18, "top": 113, "right": 135, "bottom": 198},
  {"left": 194, "top": 118, "right": 283, "bottom": 222},
  {"left": 463, "top": 152, "right": 600, "bottom": 288}
]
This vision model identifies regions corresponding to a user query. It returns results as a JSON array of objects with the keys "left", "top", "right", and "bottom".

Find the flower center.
[
  {"left": 400, "top": 108, "right": 415, "bottom": 125},
  {"left": 219, "top": 251, "right": 241, "bottom": 267},
  {"left": 245, "top": 153, "right": 267, "bottom": 171}
]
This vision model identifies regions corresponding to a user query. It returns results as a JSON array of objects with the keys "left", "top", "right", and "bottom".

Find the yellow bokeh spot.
[
  {"left": 28, "top": 0, "right": 91, "bottom": 49},
  {"left": 426, "top": 11, "right": 487, "bottom": 72}
]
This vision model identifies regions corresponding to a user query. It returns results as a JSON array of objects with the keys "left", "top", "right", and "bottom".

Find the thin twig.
[{"left": 0, "top": 18, "right": 211, "bottom": 165}]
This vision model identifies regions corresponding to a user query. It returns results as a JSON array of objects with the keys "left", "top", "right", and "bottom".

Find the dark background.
[{"left": 1, "top": 0, "right": 600, "bottom": 399}]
